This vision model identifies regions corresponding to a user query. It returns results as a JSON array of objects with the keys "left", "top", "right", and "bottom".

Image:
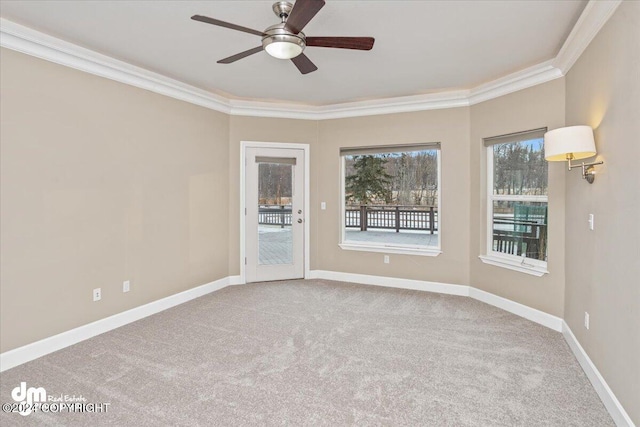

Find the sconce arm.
[
  {"left": 566, "top": 158, "right": 604, "bottom": 171},
  {"left": 565, "top": 156, "right": 604, "bottom": 183}
]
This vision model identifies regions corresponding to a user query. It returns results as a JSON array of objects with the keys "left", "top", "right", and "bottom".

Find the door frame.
[{"left": 240, "top": 141, "right": 310, "bottom": 284}]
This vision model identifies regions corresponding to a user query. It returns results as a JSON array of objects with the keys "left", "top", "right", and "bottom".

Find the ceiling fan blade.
[
  {"left": 217, "top": 46, "right": 264, "bottom": 64},
  {"left": 291, "top": 53, "right": 318, "bottom": 74},
  {"left": 306, "top": 37, "right": 375, "bottom": 50},
  {"left": 191, "top": 15, "right": 264, "bottom": 37},
  {"left": 284, "top": 0, "right": 325, "bottom": 34}
]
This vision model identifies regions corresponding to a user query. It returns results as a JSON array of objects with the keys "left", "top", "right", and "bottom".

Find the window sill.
[
  {"left": 478, "top": 255, "right": 548, "bottom": 277},
  {"left": 339, "top": 242, "right": 442, "bottom": 257}
]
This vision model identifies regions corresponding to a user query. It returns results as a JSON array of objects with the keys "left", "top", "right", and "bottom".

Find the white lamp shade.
[{"left": 544, "top": 125, "right": 596, "bottom": 161}]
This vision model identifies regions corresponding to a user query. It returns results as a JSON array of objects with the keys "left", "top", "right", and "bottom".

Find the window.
[
  {"left": 340, "top": 143, "right": 441, "bottom": 256},
  {"left": 481, "top": 128, "right": 549, "bottom": 276}
]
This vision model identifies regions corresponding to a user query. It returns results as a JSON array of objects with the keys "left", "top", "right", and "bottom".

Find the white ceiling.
[{"left": 0, "top": 1, "right": 587, "bottom": 106}]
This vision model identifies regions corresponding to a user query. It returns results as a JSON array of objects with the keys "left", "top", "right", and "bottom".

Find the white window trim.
[
  {"left": 339, "top": 149, "right": 442, "bottom": 256},
  {"left": 478, "top": 254, "right": 549, "bottom": 277},
  {"left": 339, "top": 243, "right": 442, "bottom": 257},
  {"left": 482, "top": 142, "right": 548, "bottom": 276}
]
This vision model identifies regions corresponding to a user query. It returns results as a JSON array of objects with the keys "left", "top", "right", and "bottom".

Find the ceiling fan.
[{"left": 191, "top": 0, "right": 375, "bottom": 75}]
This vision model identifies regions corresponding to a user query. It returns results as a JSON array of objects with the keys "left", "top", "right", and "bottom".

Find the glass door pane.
[{"left": 257, "top": 161, "right": 293, "bottom": 265}]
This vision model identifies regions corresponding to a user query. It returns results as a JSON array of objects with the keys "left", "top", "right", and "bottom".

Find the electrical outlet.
[
  {"left": 321, "top": 202, "right": 326, "bottom": 210},
  {"left": 123, "top": 280, "right": 130, "bottom": 293},
  {"left": 584, "top": 312, "right": 590, "bottom": 330},
  {"left": 384, "top": 255, "right": 390, "bottom": 264},
  {"left": 588, "top": 214, "right": 594, "bottom": 230},
  {"left": 93, "top": 288, "right": 101, "bottom": 302}
]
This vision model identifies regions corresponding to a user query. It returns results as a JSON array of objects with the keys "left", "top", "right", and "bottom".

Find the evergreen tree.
[{"left": 345, "top": 155, "right": 392, "bottom": 205}]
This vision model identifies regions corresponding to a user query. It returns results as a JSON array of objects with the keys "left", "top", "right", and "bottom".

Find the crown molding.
[
  {"left": 230, "top": 91, "right": 471, "bottom": 120},
  {"left": 0, "top": 1, "right": 620, "bottom": 120},
  {"left": 468, "top": 60, "right": 563, "bottom": 105},
  {"left": 317, "top": 92, "right": 470, "bottom": 120},
  {"left": 553, "top": 0, "right": 623, "bottom": 74},
  {"left": 0, "top": 18, "right": 232, "bottom": 114},
  {"left": 0, "top": 18, "right": 472, "bottom": 120}
]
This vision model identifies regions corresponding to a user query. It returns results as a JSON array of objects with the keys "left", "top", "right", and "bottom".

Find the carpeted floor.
[{"left": 0, "top": 279, "right": 613, "bottom": 426}]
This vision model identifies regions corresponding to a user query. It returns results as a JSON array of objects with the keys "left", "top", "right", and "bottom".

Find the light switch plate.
[{"left": 584, "top": 312, "right": 590, "bottom": 329}]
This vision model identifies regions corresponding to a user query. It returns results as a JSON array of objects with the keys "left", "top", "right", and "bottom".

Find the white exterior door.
[{"left": 245, "top": 147, "right": 305, "bottom": 283}]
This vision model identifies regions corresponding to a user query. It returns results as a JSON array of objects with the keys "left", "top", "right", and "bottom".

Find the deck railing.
[
  {"left": 345, "top": 205, "right": 438, "bottom": 234},
  {"left": 258, "top": 205, "right": 292, "bottom": 228},
  {"left": 491, "top": 218, "right": 547, "bottom": 261},
  {"left": 261, "top": 204, "right": 545, "bottom": 259}
]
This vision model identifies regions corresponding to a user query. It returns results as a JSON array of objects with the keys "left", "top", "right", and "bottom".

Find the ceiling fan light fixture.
[
  {"left": 192, "top": 0, "right": 374, "bottom": 73},
  {"left": 262, "top": 33, "right": 305, "bottom": 60}
]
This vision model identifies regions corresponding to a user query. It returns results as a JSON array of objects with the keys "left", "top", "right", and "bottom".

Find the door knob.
[{"left": 297, "top": 218, "right": 303, "bottom": 223}]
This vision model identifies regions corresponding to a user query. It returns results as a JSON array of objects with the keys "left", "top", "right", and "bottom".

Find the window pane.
[
  {"left": 258, "top": 162, "right": 293, "bottom": 265},
  {"left": 343, "top": 149, "right": 439, "bottom": 248},
  {"left": 493, "top": 138, "right": 547, "bottom": 196},
  {"left": 491, "top": 201, "right": 548, "bottom": 261}
]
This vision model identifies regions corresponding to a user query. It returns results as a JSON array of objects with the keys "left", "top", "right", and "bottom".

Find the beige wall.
[
  {"left": 315, "top": 109, "right": 471, "bottom": 285},
  {"left": 469, "top": 79, "right": 566, "bottom": 317},
  {"left": 228, "top": 109, "right": 471, "bottom": 287},
  {"left": 0, "top": 48, "right": 230, "bottom": 352},
  {"left": 3, "top": 12, "right": 637, "bottom": 422},
  {"left": 564, "top": 1, "right": 640, "bottom": 423}
]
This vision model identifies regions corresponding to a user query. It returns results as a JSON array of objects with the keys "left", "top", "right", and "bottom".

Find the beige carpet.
[{"left": 0, "top": 279, "right": 613, "bottom": 426}]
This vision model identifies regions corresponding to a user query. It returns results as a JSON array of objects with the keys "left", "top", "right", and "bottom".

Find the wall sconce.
[{"left": 544, "top": 125, "right": 604, "bottom": 184}]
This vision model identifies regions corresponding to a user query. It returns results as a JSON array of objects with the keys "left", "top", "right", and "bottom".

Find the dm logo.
[{"left": 11, "top": 382, "right": 46, "bottom": 416}]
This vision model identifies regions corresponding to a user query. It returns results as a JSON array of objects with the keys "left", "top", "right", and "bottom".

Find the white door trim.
[{"left": 240, "top": 141, "right": 311, "bottom": 284}]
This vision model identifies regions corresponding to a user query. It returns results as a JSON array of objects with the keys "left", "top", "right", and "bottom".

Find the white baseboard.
[
  {"left": 309, "top": 270, "right": 470, "bottom": 296},
  {"left": 468, "top": 287, "right": 563, "bottom": 332},
  {"left": 562, "top": 322, "right": 635, "bottom": 427},
  {"left": 310, "top": 270, "right": 634, "bottom": 422},
  {"left": 2, "top": 272, "right": 632, "bottom": 427},
  {"left": 309, "top": 270, "right": 563, "bottom": 332},
  {"left": 227, "top": 275, "right": 244, "bottom": 286},
  {"left": 0, "top": 275, "right": 243, "bottom": 372}
]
